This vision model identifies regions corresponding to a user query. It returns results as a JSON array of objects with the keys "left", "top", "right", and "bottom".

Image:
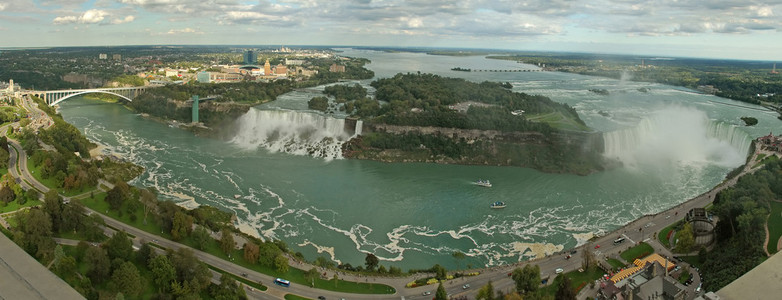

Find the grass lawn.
[
  {"left": 680, "top": 256, "right": 703, "bottom": 270},
  {"left": 526, "top": 112, "right": 592, "bottom": 132},
  {"left": 753, "top": 155, "right": 779, "bottom": 169},
  {"left": 606, "top": 258, "right": 625, "bottom": 271},
  {"left": 285, "top": 294, "right": 312, "bottom": 300},
  {"left": 0, "top": 198, "right": 41, "bottom": 214},
  {"left": 26, "top": 157, "right": 97, "bottom": 197},
  {"left": 767, "top": 201, "right": 782, "bottom": 254},
  {"left": 659, "top": 223, "right": 675, "bottom": 248},
  {"left": 79, "top": 192, "right": 173, "bottom": 241},
  {"left": 620, "top": 242, "right": 654, "bottom": 262},
  {"left": 678, "top": 269, "right": 691, "bottom": 284},
  {"left": 540, "top": 267, "right": 604, "bottom": 296}
]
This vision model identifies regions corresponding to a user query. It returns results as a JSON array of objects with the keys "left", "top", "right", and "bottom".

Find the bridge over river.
[{"left": 26, "top": 86, "right": 156, "bottom": 106}]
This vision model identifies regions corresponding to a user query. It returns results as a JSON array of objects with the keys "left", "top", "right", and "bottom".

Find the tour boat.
[
  {"left": 234, "top": 194, "right": 241, "bottom": 199},
  {"left": 490, "top": 201, "right": 506, "bottom": 209},
  {"left": 475, "top": 179, "right": 492, "bottom": 187}
]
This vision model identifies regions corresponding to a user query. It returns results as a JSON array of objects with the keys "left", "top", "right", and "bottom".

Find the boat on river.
[
  {"left": 490, "top": 201, "right": 506, "bottom": 209},
  {"left": 475, "top": 179, "right": 492, "bottom": 187},
  {"left": 234, "top": 194, "right": 241, "bottom": 199}
]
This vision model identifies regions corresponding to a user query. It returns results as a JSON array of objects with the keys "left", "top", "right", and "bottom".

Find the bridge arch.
[{"left": 49, "top": 90, "right": 133, "bottom": 106}]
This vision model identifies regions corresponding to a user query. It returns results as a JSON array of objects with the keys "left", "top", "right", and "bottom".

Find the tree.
[
  {"left": 452, "top": 251, "right": 466, "bottom": 270},
  {"left": 0, "top": 186, "right": 14, "bottom": 205},
  {"left": 435, "top": 282, "right": 448, "bottom": 300},
  {"left": 244, "top": 242, "right": 260, "bottom": 263},
  {"left": 111, "top": 261, "right": 144, "bottom": 298},
  {"left": 171, "top": 211, "right": 193, "bottom": 241},
  {"left": 14, "top": 208, "right": 55, "bottom": 259},
  {"left": 676, "top": 223, "right": 695, "bottom": 253},
  {"left": 23, "top": 188, "right": 39, "bottom": 204},
  {"left": 554, "top": 275, "right": 576, "bottom": 300},
  {"left": 148, "top": 254, "right": 176, "bottom": 292},
  {"left": 432, "top": 264, "right": 447, "bottom": 281},
  {"left": 219, "top": 228, "right": 235, "bottom": 254},
  {"left": 476, "top": 280, "right": 496, "bottom": 300},
  {"left": 105, "top": 230, "right": 133, "bottom": 261},
  {"left": 85, "top": 245, "right": 111, "bottom": 284},
  {"left": 304, "top": 267, "right": 318, "bottom": 287},
  {"left": 192, "top": 226, "right": 211, "bottom": 250},
  {"left": 139, "top": 188, "right": 157, "bottom": 224},
  {"left": 274, "top": 253, "right": 289, "bottom": 273},
  {"left": 105, "top": 184, "right": 127, "bottom": 211},
  {"left": 170, "top": 248, "right": 212, "bottom": 293},
  {"left": 136, "top": 242, "right": 154, "bottom": 266},
  {"left": 512, "top": 264, "right": 541, "bottom": 294},
  {"left": 365, "top": 253, "right": 379, "bottom": 271},
  {"left": 60, "top": 199, "right": 85, "bottom": 232},
  {"left": 209, "top": 273, "right": 247, "bottom": 300},
  {"left": 42, "top": 189, "right": 63, "bottom": 232}
]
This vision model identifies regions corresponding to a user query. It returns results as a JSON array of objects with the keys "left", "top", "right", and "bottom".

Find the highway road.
[{"left": 5, "top": 95, "right": 764, "bottom": 299}]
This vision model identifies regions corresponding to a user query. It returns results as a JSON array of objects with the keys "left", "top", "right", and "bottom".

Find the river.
[{"left": 58, "top": 49, "right": 780, "bottom": 270}]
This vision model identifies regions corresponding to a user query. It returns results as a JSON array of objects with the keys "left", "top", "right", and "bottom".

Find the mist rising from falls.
[
  {"left": 231, "top": 109, "right": 362, "bottom": 160},
  {"left": 603, "top": 106, "right": 751, "bottom": 170}
]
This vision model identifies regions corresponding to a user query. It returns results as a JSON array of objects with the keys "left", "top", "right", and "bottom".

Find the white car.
[
  {"left": 462, "top": 284, "right": 470, "bottom": 289},
  {"left": 422, "top": 291, "right": 431, "bottom": 296},
  {"left": 555, "top": 268, "right": 564, "bottom": 274}
]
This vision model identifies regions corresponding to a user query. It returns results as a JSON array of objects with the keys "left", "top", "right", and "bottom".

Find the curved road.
[{"left": 6, "top": 96, "right": 767, "bottom": 299}]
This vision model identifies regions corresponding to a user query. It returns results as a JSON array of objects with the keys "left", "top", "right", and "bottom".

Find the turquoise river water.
[{"left": 58, "top": 49, "right": 780, "bottom": 270}]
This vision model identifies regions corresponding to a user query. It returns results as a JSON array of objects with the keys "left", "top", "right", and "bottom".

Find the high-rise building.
[
  {"left": 113, "top": 54, "right": 122, "bottom": 61},
  {"left": 197, "top": 71, "right": 211, "bottom": 83},
  {"left": 8, "top": 79, "right": 13, "bottom": 92},
  {"left": 243, "top": 50, "right": 257, "bottom": 65},
  {"left": 264, "top": 59, "right": 271, "bottom": 75},
  {"left": 99, "top": 53, "right": 107, "bottom": 59}
]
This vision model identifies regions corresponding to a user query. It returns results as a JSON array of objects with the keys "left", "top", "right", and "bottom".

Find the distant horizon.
[{"left": 2, "top": 44, "right": 781, "bottom": 64}]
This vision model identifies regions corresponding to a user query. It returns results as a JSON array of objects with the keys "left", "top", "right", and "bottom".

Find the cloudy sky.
[{"left": 0, "top": 0, "right": 780, "bottom": 60}]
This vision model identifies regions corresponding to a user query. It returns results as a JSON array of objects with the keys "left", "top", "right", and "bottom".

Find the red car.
[{"left": 595, "top": 245, "right": 600, "bottom": 249}]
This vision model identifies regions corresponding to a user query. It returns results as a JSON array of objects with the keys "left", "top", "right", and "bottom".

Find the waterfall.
[
  {"left": 231, "top": 108, "right": 362, "bottom": 160},
  {"left": 603, "top": 106, "right": 751, "bottom": 169}
]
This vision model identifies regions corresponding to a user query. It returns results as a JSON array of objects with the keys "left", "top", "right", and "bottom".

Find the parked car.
[
  {"left": 555, "top": 268, "right": 564, "bottom": 274},
  {"left": 462, "top": 284, "right": 470, "bottom": 289},
  {"left": 318, "top": 296, "right": 326, "bottom": 300},
  {"left": 422, "top": 291, "right": 431, "bottom": 296},
  {"left": 570, "top": 250, "right": 577, "bottom": 254}
]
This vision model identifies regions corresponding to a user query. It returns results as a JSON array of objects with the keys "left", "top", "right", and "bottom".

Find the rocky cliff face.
[{"left": 344, "top": 123, "right": 610, "bottom": 175}]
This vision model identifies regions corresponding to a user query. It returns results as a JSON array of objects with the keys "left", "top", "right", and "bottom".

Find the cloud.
[
  {"left": 111, "top": 15, "right": 136, "bottom": 24},
  {"left": 165, "top": 27, "right": 203, "bottom": 35},
  {"left": 53, "top": 9, "right": 108, "bottom": 24}
]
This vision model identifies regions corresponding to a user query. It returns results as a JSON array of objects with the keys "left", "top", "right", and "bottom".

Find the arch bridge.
[{"left": 29, "top": 86, "right": 154, "bottom": 106}]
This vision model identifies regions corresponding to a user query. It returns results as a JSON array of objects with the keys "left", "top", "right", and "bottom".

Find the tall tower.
[
  {"left": 772, "top": 63, "right": 779, "bottom": 74},
  {"left": 191, "top": 95, "right": 199, "bottom": 124},
  {"left": 264, "top": 59, "right": 271, "bottom": 75},
  {"left": 243, "top": 50, "right": 257, "bottom": 65},
  {"left": 8, "top": 79, "right": 13, "bottom": 92}
]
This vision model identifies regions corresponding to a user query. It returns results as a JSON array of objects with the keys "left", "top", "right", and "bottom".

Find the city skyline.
[{"left": 0, "top": 0, "right": 781, "bottom": 61}]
